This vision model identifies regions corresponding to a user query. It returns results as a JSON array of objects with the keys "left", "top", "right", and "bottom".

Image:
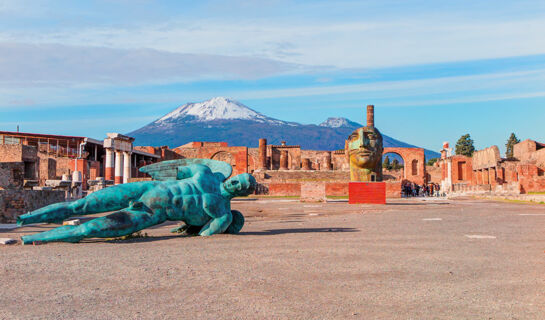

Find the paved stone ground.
[{"left": 1, "top": 198, "right": 544, "bottom": 319}]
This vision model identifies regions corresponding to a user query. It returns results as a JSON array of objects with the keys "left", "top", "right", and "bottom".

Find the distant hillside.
[{"left": 128, "top": 97, "right": 440, "bottom": 159}]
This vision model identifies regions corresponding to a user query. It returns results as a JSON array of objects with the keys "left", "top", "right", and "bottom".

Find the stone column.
[
  {"left": 123, "top": 151, "right": 131, "bottom": 184},
  {"left": 301, "top": 158, "right": 311, "bottom": 170},
  {"left": 316, "top": 162, "right": 320, "bottom": 171},
  {"left": 114, "top": 151, "right": 124, "bottom": 185},
  {"left": 105, "top": 148, "right": 114, "bottom": 181},
  {"left": 280, "top": 150, "right": 289, "bottom": 170},
  {"left": 325, "top": 152, "right": 332, "bottom": 170},
  {"left": 489, "top": 167, "right": 496, "bottom": 186},
  {"left": 367, "top": 105, "right": 375, "bottom": 127},
  {"left": 258, "top": 138, "right": 267, "bottom": 170}
]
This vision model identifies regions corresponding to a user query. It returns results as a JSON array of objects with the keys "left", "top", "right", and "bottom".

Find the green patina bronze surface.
[
  {"left": 345, "top": 105, "right": 384, "bottom": 182},
  {"left": 18, "top": 159, "right": 256, "bottom": 244}
]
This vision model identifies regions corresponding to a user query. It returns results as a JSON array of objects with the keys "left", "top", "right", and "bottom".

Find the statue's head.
[
  {"left": 223, "top": 173, "right": 257, "bottom": 197},
  {"left": 345, "top": 105, "right": 384, "bottom": 181},
  {"left": 346, "top": 126, "right": 383, "bottom": 170}
]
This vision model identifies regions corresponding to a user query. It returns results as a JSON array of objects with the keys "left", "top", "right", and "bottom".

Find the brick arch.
[{"left": 383, "top": 147, "right": 426, "bottom": 185}]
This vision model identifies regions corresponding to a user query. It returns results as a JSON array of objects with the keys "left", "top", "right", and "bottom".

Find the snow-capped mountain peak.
[
  {"left": 156, "top": 97, "right": 272, "bottom": 123},
  {"left": 319, "top": 117, "right": 358, "bottom": 128}
]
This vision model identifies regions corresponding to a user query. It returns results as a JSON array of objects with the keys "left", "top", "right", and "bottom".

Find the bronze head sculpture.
[{"left": 345, "top": 105, "right": 384, "bottom": 182}]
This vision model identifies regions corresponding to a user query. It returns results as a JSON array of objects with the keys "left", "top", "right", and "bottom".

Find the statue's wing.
[{"left": 139, "top": 159, "right": 233, "bottom": 181}]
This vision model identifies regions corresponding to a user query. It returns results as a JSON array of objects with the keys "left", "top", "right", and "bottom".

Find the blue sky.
[{"left": 1, "top": 0, "right": 544, "bottom": 154}]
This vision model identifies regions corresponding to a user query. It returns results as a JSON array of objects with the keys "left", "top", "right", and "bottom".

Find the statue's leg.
[
  {"left": 199, "top": 212, "right": 232, "bottom": 236},
  {"left": 224, "top": 210, "right": 245, "bottom": 234},
  {"left": 21, "top": 208, "right": 163, "bottom": 244},
  {"left": 17, "top": 183, "right": 149, "bottom": 226},
  {"left": 17, "top": 201, "right": 84, "bottom": 226}
]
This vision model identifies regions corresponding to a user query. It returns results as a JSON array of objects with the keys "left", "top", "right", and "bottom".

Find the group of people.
[{"left": 402, "top": 182, "right": 442, "bottom": 198}]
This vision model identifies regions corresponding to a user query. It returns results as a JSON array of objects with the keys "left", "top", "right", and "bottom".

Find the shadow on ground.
[{"left": 239, "top": 227, "right": 359, "bottom": 236}]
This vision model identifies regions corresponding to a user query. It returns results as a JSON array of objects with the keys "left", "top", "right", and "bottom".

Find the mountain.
[
  {"left": 128, "top": 97, "right": 440, "bottom": 159},
  {"left": 319, "top": 117, "right": 361, "bottom": 128}
]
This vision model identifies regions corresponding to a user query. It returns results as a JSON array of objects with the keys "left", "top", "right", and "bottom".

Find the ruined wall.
[
  {"left": 0, "top": 144, "right": 27, "bottom": 162},
  {"left": 383, "top": 168, "right": 404, "bottom": 181},
  {"left": 513, "top": 139, "right": 545, "bottom": 167},
  {"left": 0, "top": 145, "right": 38, "bottom": 183},
  {"left": 300, "top": 182, "right": 326, "bottom": 202},
  {"left": 383, "top": 147, "right": 426, "bottom": 185},
  {"left": 266, "top": 183, "right": 301, "bottom": 196},
  {"left": 256, "top": 170, "right": 349, "bottom": 183},
  {"left": 0, "top": 189, "right": 65, "bottom": 223},
  {"left": 173, "top": 145, "right": 249, "bottom": 175},
  {"left": 331, "top": 151, "right": 349, "bottom": 171},
  {"left": 134, "top": 146, "right": 183, "bottom": 161},
  {"left": 255, "top": 170, "right": 402, "bottom": 198},
  {"left": 300, "top": 150, "right": 334, "bottom": 170},
  {"left": 450, "top": 155, "right": 473, "bottom": 184},
  {"left": 472, "top": 146, "right": 501, "bottom": 170},
  {"left": 0, "top": 162, "right": 24, "bottom": 190},
  {"left": 513, "top": 139, "right": 538, "bottom": 161},
  {"left": 37, "top": 153, "right": 56, "bottom": 184},
  {"left": 248, "top": 148, "right": 260, "bottom": 172},
  {"left": 385, "top": 181, "right": 402, "bottom": 198},
  {"left": 268, "top": 145, "right": 301, "bottom": 170},
  {"left": 426, "top": 165, "right": 441, "bottom": 184}
]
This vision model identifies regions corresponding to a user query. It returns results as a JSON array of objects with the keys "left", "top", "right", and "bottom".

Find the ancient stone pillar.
[
  {"left": 483, "top": 169, "right": 489, "bottom": 185},
  {"left": 280, "top": 150, "right": 289, "bottom": 170},
  {"left": 258, "top": 138, "right": 267, "bottom": 170},
  {"left": 114, "top": 151, "right": 124, "bottom": 185},
  {"left": 325, "top": 152, "right": 332, "bottom": 170},
  {"left": 123, "top": 151, "right": 131, "bottom": 184},
  {"left": 301, "top": 158, "right": 311, "bottom": 170},
  {"left": 316, "top": 162, "right": 321, "bottom": 170},
  {"left": 105, "top": 148, "right": 114, "bottom": 181},
  {"left": 367, "top": 105, "right": 375, "bottom": 127},
  {"left": 489, "top": 167, "right": 496, "bottom": 186}
]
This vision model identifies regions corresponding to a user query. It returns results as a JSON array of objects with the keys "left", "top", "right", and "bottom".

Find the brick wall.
[
  {"left": 386, "top": 181, "right": 402, "bottom": 198},
  {"left": 256, "top": 170, "right": 349, "bottom": 183},
  {"left": 0, "top": 144, "right": 25, "bottom": 162},
  {"left": 383, "top": 168, "right": 404, "bottom": 181},
  {"left": 173, "top": 145, "right": 249, "bottom": 174},
  {"left": 0, "top": 162, "right": 24, "bottom": 190},
  {"left": 325, "top": 182, "right": 348, "bottom": 196},
  {"left": 300, "top": 181, "right": 326, "bottom": 202},
  {"left": 0, "top": 189, "right": 65, "bottom": 223},
  {"left": 265, "top": 183, "right": 301, "bottom": 196},
  {"left": 426, "top": 165, "right": 441, "bottom": 184}
]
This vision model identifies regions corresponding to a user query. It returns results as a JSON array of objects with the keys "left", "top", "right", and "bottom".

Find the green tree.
[
  {"left": 383, "top": 155, "right": 391, "bottom": 169},
  {"left": 455, "top": 134, "right": 475, "bottom": 157},
  {"left": 391, "top": 159, "right": 402, "bottom": 170},
  {"left": 505, "top": 132, "right": 520, "bottom": 158},
  {"left": 427, "top": 158, "right": 438, "bottom": 166}
]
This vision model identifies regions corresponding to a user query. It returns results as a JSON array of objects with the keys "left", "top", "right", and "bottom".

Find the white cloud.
[
  {"left": 0, "top": 42, "right": 304, "bottom": 87},
  {"left": 1, "top": 16, "right": 544, "bottom": 69},
  {"left": 232, "top": 69, "right": 545, "bottom": 100}
]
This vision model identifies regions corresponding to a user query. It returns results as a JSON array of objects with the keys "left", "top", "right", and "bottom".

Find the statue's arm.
[{"left": 198, "top": 194, "right": 232, "bottom": 236}]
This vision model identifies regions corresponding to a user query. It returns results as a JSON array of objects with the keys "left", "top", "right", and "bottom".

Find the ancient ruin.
[
  {"left": 2, "top": 104, "right": 545, "bottom": 223},
  {"left": 437, "top": 139, "right": 545, "bottom": 198},
  {"left": 0, "top": 131, "right": 159, "bottom": 222}
]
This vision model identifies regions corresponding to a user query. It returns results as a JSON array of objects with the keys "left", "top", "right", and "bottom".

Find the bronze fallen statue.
[{"left": 18, "top": 159, "right": 256, "bottom": 244}]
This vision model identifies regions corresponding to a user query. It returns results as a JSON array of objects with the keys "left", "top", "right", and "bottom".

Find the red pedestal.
[{"left": 349, "top": 182, "right": 386, "bottom": 204}]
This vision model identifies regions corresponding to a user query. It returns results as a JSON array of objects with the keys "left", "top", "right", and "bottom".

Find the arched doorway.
[
  {"left": 383, "top": 147, "right": 427, "bottom": 185},
  {"left": 211, "top": 151, "right": 235, "bottom": 169},
  {"left": 382, "top": 152, "right": 405, "bottom": 181}
]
